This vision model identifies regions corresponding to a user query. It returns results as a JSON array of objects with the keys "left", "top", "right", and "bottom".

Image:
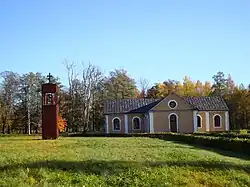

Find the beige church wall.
[
  {"left": 153, "top": 110, "right": 194, "bottom": 133},
  {"left": 209, "top": 111, "right": 226, "bottom": 132},
  {"left": 127, "top": 113, "right": 145, "bottom": 133},
  {"left": 153, "top": 112, "right": 170, "bottom": 132},
  {"left": 179, "top": 110, "right": 194, "bottom": 133},
  {"left": 197, "top": 111, "right": 206, "bottom": 132},
  {"left": 108, "top": 114, "right": 125, "bottom": 133}
]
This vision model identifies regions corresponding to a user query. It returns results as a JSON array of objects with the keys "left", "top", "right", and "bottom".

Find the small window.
[
  {"left": 170, "top": 114, "right": 177, "bottom": 122},
  {"left": 168, "top": 100, "right": 177, "bottom": 109},
  {"left": 113, "top": 118, "right": 121, "bottom": 131},
  {"left": 214, "top": 115, "right": 221, "bottom": 127},
  {"left": 133, "top": 117, "right": 141, "bottom": 130},
  {"left": 197, "top": 115, "right": 202, "bottom": 128}
]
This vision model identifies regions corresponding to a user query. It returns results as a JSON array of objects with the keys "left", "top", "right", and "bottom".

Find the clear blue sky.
[{"left": 0, "top": 0, "right": 249, "bottom": 87}]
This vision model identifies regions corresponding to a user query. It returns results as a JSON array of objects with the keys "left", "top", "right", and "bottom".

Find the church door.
[{"left": 169, "top": 114, "right": 178, "bottom": 132}]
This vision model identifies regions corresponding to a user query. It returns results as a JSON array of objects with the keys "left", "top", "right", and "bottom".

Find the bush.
[
  {"left": 194, "top": 131, "right": 250, "bottom": 139},
  {"left": 239, "top": 129, "right": 249, "bottom": 134},
  {"left": 156, "top": 133, "right": 250, "bottom": 155}
]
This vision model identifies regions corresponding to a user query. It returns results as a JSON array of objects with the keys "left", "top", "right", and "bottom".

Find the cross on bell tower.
[{"left": 47, "top": 73, "right": 53, "bottom": 83}]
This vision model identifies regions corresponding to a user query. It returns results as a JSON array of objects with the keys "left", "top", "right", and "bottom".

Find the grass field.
[{"left": 0, "top": 136, "right": 250, "bottom": 187}]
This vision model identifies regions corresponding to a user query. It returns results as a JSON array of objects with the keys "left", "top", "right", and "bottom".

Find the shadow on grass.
[
  {"left": 0, "top": 138, "right": 43, "bottom": 141},
  {"left": 162, "top": 140, "right": 250, "bottom": 161},
  {"left": 1, "top": 159, "right": 250, "bottom": 175}
]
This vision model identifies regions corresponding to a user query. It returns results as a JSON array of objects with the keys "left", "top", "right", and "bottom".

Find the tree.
[
  {"left": 146, "top": 79, "right": 184, "bottom": 98},
  {"left": 20, "top": 73, "right": 37, "bottom": 134},
  {"left": 63, "top": 60, "right": 105, "bottom": 133},
  {"left": 225, "top": 74, "right": 236, "bottom": 94},
  {"left": 138, "top": 78, "right": 149, "bottom": 98},
  {"left": 146, "top": 83, "right": 162, "bottom": 98},
  {"left": 104, "top": 69, "right": 137, "bottom": 99},
  {"left": 195, "top": 80, "right": 204, "bottom": 96},
  {"left": 163, "top": 79, "right": 180, "bottom": 94},
  {"left": 236, "top": 88, "right": 250, "bottom": 129},
  {"left": 58, "top": 115, "right": 67, "bottom": 132},
  {"left": 182, "top": 76, "right": 196, "bottom": 96},
  {"left": 0, "top": 71, "right": 20, "bottom": 133},
  {"left": 81, "top": 63, "right": 104, "bottom": 132},
  {"left": 212, "top": 71, "right": 227, "bottom": 96},
  {"left": 204, "top": 81, "right": 212, "bottom": 96},
  {"left": 0, "top": 91, "right": 3, "bottom": 130}
]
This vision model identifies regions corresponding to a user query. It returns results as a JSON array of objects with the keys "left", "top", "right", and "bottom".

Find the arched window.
[
  {"left": 112, "top": 117, "right": 121, "bottom": 131},
  {"left": 132, "top": 117, "right": 141, "bottom": 130},
  {"left": 214, "top": 115, "right": 221, "bottom": 127},
  {"left": 197, "top": 115, "right": 202, "bottom": 128}
]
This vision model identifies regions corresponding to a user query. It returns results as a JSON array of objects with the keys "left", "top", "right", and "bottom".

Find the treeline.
[{"left": 0, "top": 60, "right": 249, "bottom": 134}]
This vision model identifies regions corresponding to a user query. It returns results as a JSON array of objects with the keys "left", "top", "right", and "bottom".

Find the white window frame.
[
  {"left": 112, "top": 117, "right": 121, "bottom": 131},
  {"left": 197, "top": 115, "right": 202, "bottom": 128},
  {"left": 168, "top": 113, "right": 179, "bottom": 132},
  {"left": 213, "top": 114, "right": 222, "bottom": 128},
  {"left": 132, "top": 116, "right": 141, "bottom": 130},
  {"left": 105, "top": 115, "right": 109, "bottom": 133},
  {"left": 168, "top": 100, "right": 178, "bottom": 109},
  {"left": 149, "top": 112, "right": 154, "bottom": 133}
]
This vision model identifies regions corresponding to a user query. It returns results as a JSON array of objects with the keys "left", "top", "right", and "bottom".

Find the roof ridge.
[
  {"left": 104, "top": 98, "right": 161, "bottom": 100},
  {"left": 184, "top": 95, "right": 223, "bottom": 98}
]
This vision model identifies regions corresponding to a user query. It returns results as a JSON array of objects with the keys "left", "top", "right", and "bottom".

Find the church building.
[{"left": 103, "top": 92, "right": 229, "bottom": 133}]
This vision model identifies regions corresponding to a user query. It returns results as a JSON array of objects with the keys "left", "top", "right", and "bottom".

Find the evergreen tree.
[{"left": 212, "top": 71, "right": 227, "bottom": 96}]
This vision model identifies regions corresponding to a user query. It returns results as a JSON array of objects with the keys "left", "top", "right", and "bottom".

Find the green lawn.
[{"left": 0, "top": 136, "right": 250, "bottom": 187}]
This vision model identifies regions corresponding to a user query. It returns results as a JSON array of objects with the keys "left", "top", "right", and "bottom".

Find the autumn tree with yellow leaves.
[{"left": 57, "top": 115, "right": 67, "bottom": 133}]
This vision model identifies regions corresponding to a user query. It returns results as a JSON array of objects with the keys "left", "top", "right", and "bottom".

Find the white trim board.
[
  {"left": 149, "top": 112, "right": 154, "bottom": 133},
  {"left": 124, "top": 114, "right": 128, "bottom": 133},
  {"left": 193, "top": 111, "right": 198, "bottom": 133},
  {"left": 205, "top": 112, "right": 210, "bottom": 132},
  {"left": 105, "top": 115, "right": 109, "bottom": 133},
  {"left": 225, "top": 111, "right": 229, "bottom": 131}
]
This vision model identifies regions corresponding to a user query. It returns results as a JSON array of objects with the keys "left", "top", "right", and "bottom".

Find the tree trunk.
[
  {"left": 27, "top": 91, "right": 31, "bottom": 135},
  {"left": 245, "top": 110, "right": 248, "bottom": 129},
  {"left": 27, "top": 108, "right": 31, "bottom": 135},
  {"left": 2, "top": 121, "right": 5, "bottom": 134},
  {"left": 7, "top": 125, "right": 11, "bottom": 134},
  {"left": 24, "top": 124, "right": 28, "bottom": 134}
]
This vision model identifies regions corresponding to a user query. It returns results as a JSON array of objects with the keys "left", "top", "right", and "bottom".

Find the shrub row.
[
  {"left": 66, "top": 132, "right": 250, "bottom": 155},
  {"left": 155, "top": 133, "right": 250, "bottom": 156},
  {"left": 193, "top": 131, "right": 250, "bottom": 139}
]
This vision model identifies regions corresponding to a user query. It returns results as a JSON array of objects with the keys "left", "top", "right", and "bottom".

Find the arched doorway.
[{"left": 169, "top": 114, "right": 178, "bottom": 132}]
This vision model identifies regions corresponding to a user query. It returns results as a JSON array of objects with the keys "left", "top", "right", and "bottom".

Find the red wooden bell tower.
[{"left": 42, "top": 73, "right": 59, "bottom": 139}]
